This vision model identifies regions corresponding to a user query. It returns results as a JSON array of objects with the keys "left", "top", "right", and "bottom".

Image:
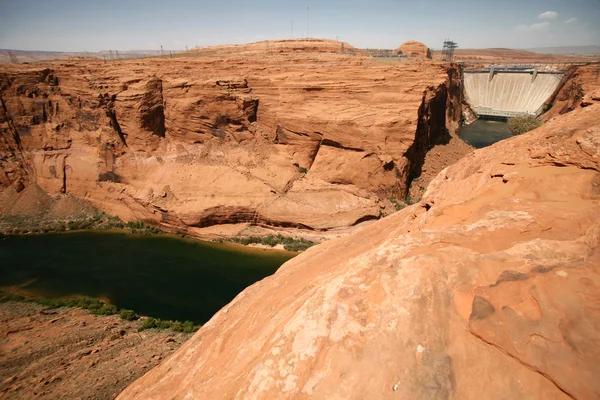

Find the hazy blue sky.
[{"left": 0, "top": 0, "right": 598, "bottom": 51}]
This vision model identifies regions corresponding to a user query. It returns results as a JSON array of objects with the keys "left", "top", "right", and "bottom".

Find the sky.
[{"left": 0, "top": 0, "right": 598, "bottom": 52}]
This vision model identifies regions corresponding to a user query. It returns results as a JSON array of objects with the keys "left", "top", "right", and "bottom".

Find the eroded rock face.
[
  {"left": 397, "top": 40, "right": 432, "bottom": 59},
  {"left": 0, "top": 55, "right": 462, "bottom": 234},
  {"left": 542, "top": 64, "right": 600, "bottom": 120},
  {"left": 118, "top": 104, "right": 600, "bottom": 399}
]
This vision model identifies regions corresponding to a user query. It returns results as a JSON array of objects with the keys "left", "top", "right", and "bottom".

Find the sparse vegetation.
[
  {"left": 217, "top": 234, "right": 315, "bottom": 252},
  {"left": 297, "top": 166, "right": 308, "bottom": 174},
  {"left": 119, "top": 309, "right": 139, "bottom": 321},
  {"left": 507, "top": 115, "right": 543, "bottom": 135},
  {"left": 140, "top": 317, "right": 199, "bottom": 333},
  {"left": 0, "top": 211, "right": 163, "bottom": 236},
  {"left": 0, "top": 290, "right": 198, "bottom": 333},
  {"left": 389, "top": 198, "right": 407, "bottom": 211},
  {"left": 0, "top": 291, "right": 117, "bottom": 315}
]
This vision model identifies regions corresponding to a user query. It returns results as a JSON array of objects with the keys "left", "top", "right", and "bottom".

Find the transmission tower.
[
  {"left": 442, "top": 39, "right": 458, "bottom": 62},
  {"left": 7, "top": 51, "right": 18, "bottom": 63}
]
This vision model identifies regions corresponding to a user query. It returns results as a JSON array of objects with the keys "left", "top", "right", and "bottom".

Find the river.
[
  {"left": 0, "top": 231, "right": 295, "bottom": 323},
  {"left": 458, "top": 119, "right": 514, "bottom": 149}
]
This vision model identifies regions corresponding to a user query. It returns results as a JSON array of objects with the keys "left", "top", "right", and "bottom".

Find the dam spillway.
[{"left": 463, "top": 68, "right": 564, "bottom": 117}]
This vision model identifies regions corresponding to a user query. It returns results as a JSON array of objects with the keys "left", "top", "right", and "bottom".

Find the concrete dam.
[{"left": 463, "top": 67, "right": 564, "bottom": 118}]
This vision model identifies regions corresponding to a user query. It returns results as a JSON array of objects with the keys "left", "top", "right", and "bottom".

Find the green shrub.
[
  {"left": 140, "top": 317, "right": 158, "bottom": 330},
  {"left": 119, "top": 309, "right": 139, "bottom": 321},
  {"left": 297, "top": 167, "right": 308, "bottom": 174},
  {"left": 229, "top": 234, "right": 315, "bottom": 251},
  {"left": 182, "top": 321, "right": 197, "bottom": 333},
  {"left": 139, "top": 317, "right": 200, "bottom": 333},
  {"left": 34, "top": 296, "right": 118, "bottom": 315},
  {"left": 389, "top": 198, "right": 406, "bottom": 211},
  {"left": 91, "top": 303, "right": 118, "bottom": 315},
  {"left": 507, "top": 115, "right": 543, "bottom": 135},
  {"left": 157, "top": 319, "right": 173, "bottom": 329}
]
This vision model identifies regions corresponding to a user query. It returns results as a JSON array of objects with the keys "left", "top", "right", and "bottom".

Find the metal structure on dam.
[{"left": 462, "top": 64, "right": 568, "bottom": 118}]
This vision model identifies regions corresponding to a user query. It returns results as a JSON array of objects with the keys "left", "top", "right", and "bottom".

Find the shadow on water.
[
  {"left": 458, "top": 118, "right": 514, "bottom": 149},
  {"left": 0, "top": 231, "right": 296, "bottom": 323}
]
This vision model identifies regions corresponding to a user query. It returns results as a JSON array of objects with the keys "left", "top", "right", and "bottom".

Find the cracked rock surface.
[{"left": 119, "top": 103, "right": 600, "bottom": 398}]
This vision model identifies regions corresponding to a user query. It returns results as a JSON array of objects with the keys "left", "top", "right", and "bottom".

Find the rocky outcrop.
[
  {"left": 396, "top": 40, "right": 432, "bottom": 59},
  {"left": 542, "top": 64, "right": 600, "bottom": 120},
  {"left": 119, "top": 103, "right": 600, "bottom": 399},
  {"left": 0, "top": 54, "right": 462, "bottom": 236}
]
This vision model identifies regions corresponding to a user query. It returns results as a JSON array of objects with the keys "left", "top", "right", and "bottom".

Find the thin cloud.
[
  {"left": 564, "top": 17, "right": 578, "bottom": 24},
  {"left": 515, "top": 22, "right": 550, "bottom": 32},
  {"left": 538, "top": 11, "right": 558, "bottom": 19}
]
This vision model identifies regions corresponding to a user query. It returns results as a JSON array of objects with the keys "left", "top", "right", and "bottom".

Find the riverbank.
[
  {"left": 0, "top": 183, "right": 320, "bottom": 251},
  {"left": 0, "top": 290, "right": 200, "bottom": 333},
  {"left": 0, "top": 301, "right": 192, "bottom": 400}
]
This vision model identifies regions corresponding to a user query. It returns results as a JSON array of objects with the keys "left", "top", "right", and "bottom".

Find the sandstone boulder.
[
  {"left": 119, "top": 103, "right": 600, "bottom": 399},
  {"left": 397, "top": 40, "right": 432, "bottom": 59}
]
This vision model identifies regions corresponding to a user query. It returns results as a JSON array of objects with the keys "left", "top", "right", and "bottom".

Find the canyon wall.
[
  {"left": 119, "top": 102, "right": 600, "bottom": 400},
  {"left": 0, "top": 55, "right": 463, "bottom": 235},
  {"left": 541, "top": 64, "right": 600, "bottom": 120}
]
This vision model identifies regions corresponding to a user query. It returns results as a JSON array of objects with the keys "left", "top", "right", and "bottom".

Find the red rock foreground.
[
  {"left": 119, "top": 103, "right": 600, "bottom": 399},
  {"left": 0, "top": 302, "right": 191, "bottom": 400}
]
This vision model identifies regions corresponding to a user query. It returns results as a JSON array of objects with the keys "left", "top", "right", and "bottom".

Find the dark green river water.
[
  {"left": 0, "top": 231, "right": 295, "bottom": 323},
  {"left": 458, "top": 119, "right": 513, "bottom": 149}
]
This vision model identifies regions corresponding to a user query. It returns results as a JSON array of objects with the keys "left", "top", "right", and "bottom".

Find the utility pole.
[
  {"left": 160, "top": 45, "right": 164, "bottom": 57},
  {"left": 306, "top": 6, "right": 309, "bottom": 38}
]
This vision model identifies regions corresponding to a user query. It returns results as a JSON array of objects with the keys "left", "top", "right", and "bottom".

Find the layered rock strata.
[{"left": 0, "top": 54, "right": 462, "bottom": 235}]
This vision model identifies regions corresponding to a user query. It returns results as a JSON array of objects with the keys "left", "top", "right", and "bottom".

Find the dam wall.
[{"left": 463, "top": 70, "right": 563, "bottom": 117}]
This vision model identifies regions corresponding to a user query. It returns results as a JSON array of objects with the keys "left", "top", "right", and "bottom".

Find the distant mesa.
[
  {"left": 396, "top": 40, "right": 432, "bottom": 59},
  {"left": 190, "top": 38, "right": 356, "bottom": 56}
]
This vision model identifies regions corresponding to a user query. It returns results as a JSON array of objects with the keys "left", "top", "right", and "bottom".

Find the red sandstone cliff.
[
  {"left": 119, "top": 103, "right": 600, "bottom": 400},
  {"left": 542, "top": 64, "right": 600, "bottom": 120},
  {"left": 0, "top": 54, "right": 463, "bottom": 236}
]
